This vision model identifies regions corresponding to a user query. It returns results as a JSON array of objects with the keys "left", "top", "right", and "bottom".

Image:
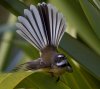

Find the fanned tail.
[{"left": 16, "top": 2, "right": 66, "bottom": 51}]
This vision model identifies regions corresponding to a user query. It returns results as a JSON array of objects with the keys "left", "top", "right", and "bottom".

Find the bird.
[{"left": 16, "top": 2, "right": 73, "bottom": 80}]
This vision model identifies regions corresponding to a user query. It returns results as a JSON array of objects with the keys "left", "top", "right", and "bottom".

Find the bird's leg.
[
  {"left": 48, "top": 72, "right": 60, "bottom": 82},
  {"left": 56, "top": 76, "right": 60, "bottom": 82}
]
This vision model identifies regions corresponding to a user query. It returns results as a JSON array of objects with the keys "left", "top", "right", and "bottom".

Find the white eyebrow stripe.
[
  {"left": 57, "top": 55, "right": 63, "bottom": 58},
  {"left": 56, "top": 60, "right": 66, "bottom": 66}
]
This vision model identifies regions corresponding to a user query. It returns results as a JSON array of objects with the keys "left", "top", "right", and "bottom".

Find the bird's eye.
[
  {"left": 55, "top": 54, "right": 66, "bottom": 62},
  {"left": 55, "top": 54, "right": 67, "bottom": 67}
]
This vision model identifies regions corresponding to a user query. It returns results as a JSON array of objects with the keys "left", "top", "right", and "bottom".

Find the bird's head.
[{"left": 54, "top": 54, "right": 73, "bottom": 73}]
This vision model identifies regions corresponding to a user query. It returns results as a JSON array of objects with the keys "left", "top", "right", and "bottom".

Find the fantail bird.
[{"left": 16, "top": 2, "right": 73, "bottom": 77}]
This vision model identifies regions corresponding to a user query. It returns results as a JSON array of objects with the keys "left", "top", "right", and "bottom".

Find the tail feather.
[
  {"left": 17, "top": 16, "right": 43, "bottom": 49},
  {"left": 57, "top": 18, "right": 66, "bottom": 46},
  {"left": 47, "top": 4, "right": 53, "bottom": 44},
  {"left": 37, "top": 3, "right": 49, "bottom": 45},
  {"left": 16, "top": 2, "right": 66, "bottom": 51},
  {"left": 24, "top": 9, "right": 46, "bottom": 47},
  {"left": 30, "top": 5, "right": 47, "bottom": 46},
  {"left": 55, "top": 12, "right": 63, "bottom": 46},
  {"left": 16, "top": 30, "right": 41, "bottom": 50},
  {"left": 38, "top": 3, "right": 51, "bottom": 45},
  {"left": 51, "top": 4, "right": 57, "bottom": 46}
]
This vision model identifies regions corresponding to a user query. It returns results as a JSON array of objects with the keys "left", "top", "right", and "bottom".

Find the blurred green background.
[{"left": 0, "top": 0, "right": 100, "bottom": 89}]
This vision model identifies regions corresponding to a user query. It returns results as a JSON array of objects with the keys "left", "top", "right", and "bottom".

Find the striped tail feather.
[{"left": 16, "top": 2, "right": 66, "bottom": 51}]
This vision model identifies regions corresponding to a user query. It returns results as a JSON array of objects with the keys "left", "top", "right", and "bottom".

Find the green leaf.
[
  {"left": 0, "top": 72, "right": 71, "bottom": 89},
  {"left": 60, "top": 33, "right": 100, "bottom": 80},
  {"left": 0, "top": 31, "right": 14, "bottom": 71},
  {"left": 16, "top": 72, "right": 71, "bottom": 89},
  {"left": 0, "top": 24, "right": 15, "bottom": 33},
  {"left": 92, "top": 0, "right": 100, "bottom": 10},
  {"left": 49, "top": 0, "right": 100, "bottom": 55},
  {"left": 79, "top": 0, "right": 100, "bottom": 39},
  {"left": 0, "top": 72, "right": 33, "bottom": 89},
  {"left": 14, "top": 40, "right": 39, "bottom": 59},
  {"left": 0, "top": 14, "right": 17, "bottom": 71},
  {"left": 0, "top": 0, "right": 26, "bottom": 16}
]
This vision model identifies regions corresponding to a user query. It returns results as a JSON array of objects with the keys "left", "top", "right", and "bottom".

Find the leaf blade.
[{"left": 60, "top": 33, "right": 100, "bottom": 80}]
